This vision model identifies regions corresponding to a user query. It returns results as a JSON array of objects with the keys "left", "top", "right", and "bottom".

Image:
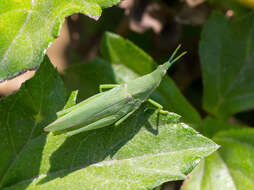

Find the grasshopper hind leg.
[{"left": 67, "top": 116, "right": 117, "bottom": 136}]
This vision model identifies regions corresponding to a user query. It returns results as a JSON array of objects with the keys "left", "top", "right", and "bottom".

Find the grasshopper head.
[{"left": 125, "top": 45, "right": 186, "bottom": 102}]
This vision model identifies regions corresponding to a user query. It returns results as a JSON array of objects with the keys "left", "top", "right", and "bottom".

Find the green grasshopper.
[{"left": 44, "top": 45, "right": 186, "bottom": 136}]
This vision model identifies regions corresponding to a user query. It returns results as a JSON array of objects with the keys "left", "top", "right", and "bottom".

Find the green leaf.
[
  {"left": 2, "top": 107, "right": 218, "bottom": 190},
  {"left": 63, "top": 58, "right": 116, "bottom": 102},
  {"left": 99, "top": 32, "right": 201, "bottom": 124},
  {"left": 0, "top": 0, "right": 122, "bottom": 81},
  {"left": 0, "top": 55, "right": 218, "bottom": 189},
  {"left": 0, "top": 56, "right": 67, "bottom": 188},
  {"left": 182, "top": 152, "right": 237, "bottom": 190},
  {"left": 202, "top": 117, "right": 243, "bottom": 138},
  {"left": 182, "top": 122, "right": 254, "bottom": 190},
  {"left": 200, "top": 12, "right": 254, "bottom": 119}
]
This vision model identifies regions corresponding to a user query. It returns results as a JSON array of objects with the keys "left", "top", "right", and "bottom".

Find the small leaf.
[
  {"left": 182, "top": 121, "right": 254, "bottom": 190},
  {"left": 101, "top": 32, "right": 156, "bottom": 75},
  {"left": 0, "top": 0, "right": 122, "bottom": 81},
  {"left": 200, "top": 12, "right": 254, "bottom": 119}
]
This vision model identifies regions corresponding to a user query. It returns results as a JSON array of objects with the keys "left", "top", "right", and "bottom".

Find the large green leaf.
[
  {"left": 0, "top": 57, "right": 218, "bottom": 190},
  {"left": 2, "top": 108, "right": 218, "bottom": 190},
  {"left": 99, "top": 32, "right": 201, "bottom": 124},
  {"left": 200, "top": 12, "right": 254, "bottom": 119},
  {"left": 182, "top": 119, "right": 254, "bottom": 190},
  {"left": 0, "top": 57, "right": 67, "bottom": 188},
  {"left": 0, "top": 0, "right": 122, "bottom": 81}
]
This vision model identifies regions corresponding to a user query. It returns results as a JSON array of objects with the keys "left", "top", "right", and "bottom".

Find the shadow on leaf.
[{"left": 37, "top": 105, "right": 158, "bottom": 184}]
